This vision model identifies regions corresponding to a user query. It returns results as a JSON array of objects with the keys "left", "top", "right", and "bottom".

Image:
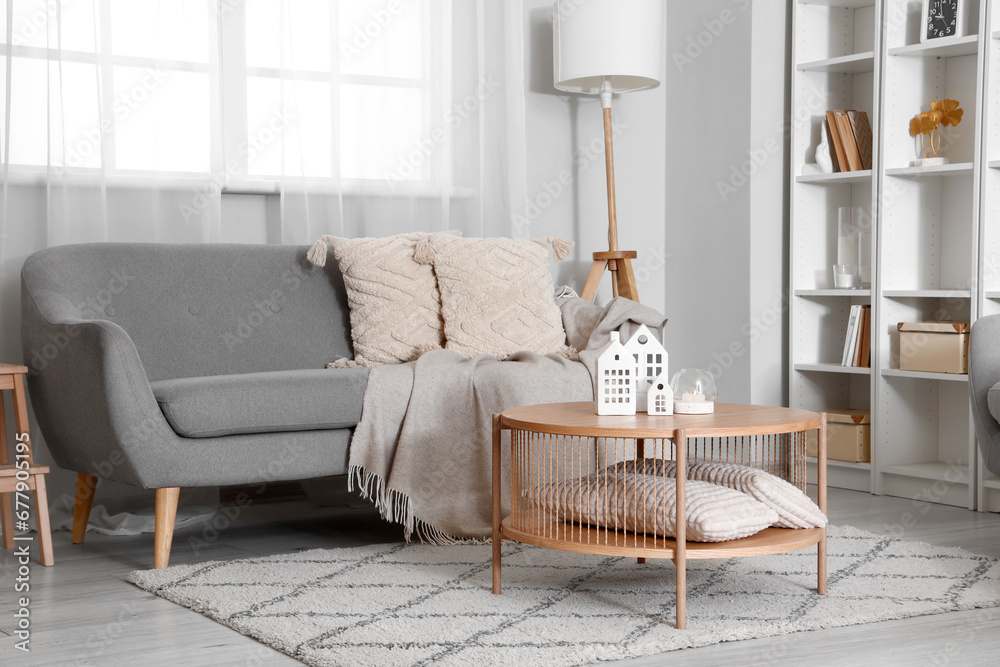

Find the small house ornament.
[
  {"left": 646, "top": 372, "right": 674, "bottom": 415},
  {"left": 623, "top": 324, "right": 667, "bottom": 413},
  {"left": 596, "top": 331, "right": 636, "bottom": 415}
]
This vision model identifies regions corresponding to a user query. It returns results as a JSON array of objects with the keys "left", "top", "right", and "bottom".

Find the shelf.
[
  {"left": 881, "top": 462, "right": 970, "bottom": 484},
  {"left": 808, "top": 456, "right": 871, "bottom": 471},
  {"left": 504, "top": 517, "right": 823, "bottom": 559},
  {"left": 983, "top": 475, "right": 1000, "bottom": 491},
  {"left": 986, "top": 291, "right": 1000, "bottom": 300},
  {"left": 797, "top": 52, "right": 875, "bottom": 73},
  {"left": 989, "top": 160, "right": 1000, "bottom": 170},
  {"left": 881, "top": 368, "right": 968, "bottom": 382},
  {"left": 887, "top": 35, "right": 979, "bottom": 58},
  {"left": 884, "top": 162, "right": 974, "bottom": 176},
  {"left": 796, "top": 0, "right": 876, "bottom": 7},
  {"left": 796, "top": 169, "right": 872, "bottom": 184},
  {"left": 794, "top": 289, "right": 871, "bottom": 297},
  {"left": 794, "top": 363, "right": 872, "bottom": 375},
  {"left": 883, "top": 289, "right": 971, "bottom": 298},
  {"left": 993, "top": 30, "right": 1000, "bottom": 40}
]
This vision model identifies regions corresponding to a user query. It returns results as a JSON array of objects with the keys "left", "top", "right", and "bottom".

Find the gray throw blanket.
[{"left": 348, "top": 295, "right": 668, "bottom": 542}]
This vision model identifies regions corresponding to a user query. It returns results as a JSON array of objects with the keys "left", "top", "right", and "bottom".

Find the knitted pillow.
[
  {"left": 525, "top": 471, "right": 777, "bottom": 543},
  {"left": 417, "top": 235, "right": 573, "bottom": 358},
  {"left": 612, "top": 459, "right": 828, "bottom": 529},
  {"left": 307, "top": 231, "right": 460, "bottom": 366}
]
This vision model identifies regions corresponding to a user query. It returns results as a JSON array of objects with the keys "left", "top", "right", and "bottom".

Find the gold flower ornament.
[{"left": 909, "top": 99, "right": 963, "bottom": 159}]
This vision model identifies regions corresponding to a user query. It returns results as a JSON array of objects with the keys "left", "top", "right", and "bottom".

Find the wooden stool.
[{"left": 0, "top": 363, "right": 54, "bottom": 566}]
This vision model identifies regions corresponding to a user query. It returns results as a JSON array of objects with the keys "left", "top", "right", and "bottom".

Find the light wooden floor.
[{"left": 3, "top": 487, "right": 1000, "bottom": 666}]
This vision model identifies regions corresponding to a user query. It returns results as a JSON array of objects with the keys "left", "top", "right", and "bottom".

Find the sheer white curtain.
[
  {"left": 233, "top": 0, "right": 527, "bottom": 243},
  {"left": 0, "top": 0, "right": 527, "bottom": 523}
]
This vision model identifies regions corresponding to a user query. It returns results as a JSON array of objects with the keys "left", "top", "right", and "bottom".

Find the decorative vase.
[{"left": 816, "top": 129, "right": 833, "bottom": 174}]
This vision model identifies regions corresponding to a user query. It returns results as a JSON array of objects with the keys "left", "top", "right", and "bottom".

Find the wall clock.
[{"left": 920, "top": 0, "right": 967, "bottom": 42}]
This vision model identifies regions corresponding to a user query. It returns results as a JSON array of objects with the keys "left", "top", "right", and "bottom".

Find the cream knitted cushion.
[
  {"left": 612, "top": 459, "right": 828, "bottom": 529},
  {"left": 418, "top": 235, "right": 573, "bottom": 358},
  {"left": 307, "top": 231, "right": 459, "bottom": 366},
  {"left": 525, "top": 471, "right": 777, "bottom": 542}
]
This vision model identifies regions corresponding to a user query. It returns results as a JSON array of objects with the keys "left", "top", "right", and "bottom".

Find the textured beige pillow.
[
  {"left": 525, "top": 471, "right": 777, "bottom": 542},
  {"left": 613, "top": 459, "right": 828, "bottom": 529},
  {"left": 307, "top": 231, "right": 459, "bottom": 366},
  {"left": 418, "top": 235, "right": 573, "bottom": 358}
]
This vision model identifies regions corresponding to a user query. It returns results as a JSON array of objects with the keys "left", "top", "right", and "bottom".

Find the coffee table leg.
[
  {"left": 817, "top": 414, "right": 828, "bottom": 595},
  {"left": 636, "top": 438, "right": 646, "bottom": 564},
  {"left": 492, "top": 414, "right": 502, "bottom": 594},
  {"left": 674, "top": 429, "right": 687, "bottom": 629}
]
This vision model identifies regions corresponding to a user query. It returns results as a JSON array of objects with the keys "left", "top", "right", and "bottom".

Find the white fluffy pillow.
[
  {"left": 525, "top": 471, "right": 777, "bottom": 543},
  {"left": 416, "top": 235, "right": 572, "bottom": 359},
  {"left": 307, "top": 231, "right": 459, "bottom": 366},
  {"left": 613, "top": 459, "right": 827, "bottom": 529}
]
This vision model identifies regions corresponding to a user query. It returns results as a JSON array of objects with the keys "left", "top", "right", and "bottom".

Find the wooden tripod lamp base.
[{"left": 581, "top": 250, "right": 639, "bottom": 302}]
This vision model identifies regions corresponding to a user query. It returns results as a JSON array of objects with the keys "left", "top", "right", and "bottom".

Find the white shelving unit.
[
  {"left": 791, "top": 0, "right": 990, "bottom": 509},
  {"left": 979, "top": 0, "right": 1000, "bottom": 511},
  {"left": 876, "top": 0, "right": 984, "bottom": 510},
  {"left": 790, "top": 0, "right": 880, "bottom": 494}
]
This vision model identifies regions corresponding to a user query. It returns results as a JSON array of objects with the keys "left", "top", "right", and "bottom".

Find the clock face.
[{"left": 926, "top": 0, "right": 959, "bottom": 39}]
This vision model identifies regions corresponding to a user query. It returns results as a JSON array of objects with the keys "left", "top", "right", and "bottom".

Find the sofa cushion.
[
  {"left": 419, "top": 235, "right": 571, "bottom": 359},
  {"left": 306, "top": 231, "right": 460, "bottom": 366},
  {"left": 151, "top": 368, "right": 368, "bottom": 438}
]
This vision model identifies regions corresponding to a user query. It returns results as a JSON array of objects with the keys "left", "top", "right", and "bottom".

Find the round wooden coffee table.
[{"left": 490, "top": 402, "right": 827, "bottom": 630}]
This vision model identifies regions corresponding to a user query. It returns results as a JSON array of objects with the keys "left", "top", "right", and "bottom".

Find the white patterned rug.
[{"left": 128, "top": 525, "right": 1000, "bottom": 667}]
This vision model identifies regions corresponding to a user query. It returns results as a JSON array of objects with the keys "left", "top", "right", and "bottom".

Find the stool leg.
[
  {"left": 73, "top": 473, "right": 99, "bottom": 544},
  {"left": 154, "top": 487, "right": 180, "bottom": 569},
  {"left": 0, "top": 492, "right": 13, "bottom": 549},
  {"left": 0, "top": 393, "right": 11, "bottom": 549},
  {"left": 33, "top": 475, "right": 54, "bottom": 566}
]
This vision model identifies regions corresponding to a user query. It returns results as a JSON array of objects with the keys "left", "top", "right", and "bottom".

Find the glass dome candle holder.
[{"left": 670, "top": 369, "right": 717, "bottom": 414}]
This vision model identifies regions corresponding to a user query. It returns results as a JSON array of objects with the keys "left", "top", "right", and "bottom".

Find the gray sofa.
[
  {"left": 970, "top": 315, "right": 1000, "bottom": 476},
  {"left": 21, "top": 243, "right": 369, "bottom": 567}
]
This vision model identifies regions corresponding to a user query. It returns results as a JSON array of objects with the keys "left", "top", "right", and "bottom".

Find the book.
[
  {"left": 848, "top": 111, "right": 873, "bottom": 171},
  {"left": 836, "top": 111, "right": 863, "bottom": 171},
  {"left": 825, "top": 111, "right": 846, "bottom": 173},
  {"left": 861, "top": 306, "right": 872, "bottom": 368},
  {"left": 853, "top": 306, "right": 870, "bottom": 367},
  {"left": 842, "top": 305, "right": 861, "bottom": 366}
]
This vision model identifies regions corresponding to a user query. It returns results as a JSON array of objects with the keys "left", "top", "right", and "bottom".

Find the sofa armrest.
[
  {"left": 21, "top": 285, "right": 177, "bottom": 488},
  {"left": 970, "top": 315, "right": 1000, "bottom": 475}
]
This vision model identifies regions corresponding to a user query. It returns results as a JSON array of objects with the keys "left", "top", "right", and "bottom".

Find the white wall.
[{"left": 663, "top": 0, "right": 789, "bottom": 406}]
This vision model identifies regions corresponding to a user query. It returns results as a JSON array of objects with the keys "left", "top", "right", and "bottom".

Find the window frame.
[{"left": 0, "top": 0, "right": 454, "bottom": 196}]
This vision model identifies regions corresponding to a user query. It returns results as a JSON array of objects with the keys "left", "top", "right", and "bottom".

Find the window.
[
  {"left": 0, "top": 0, "right": 212, "bottom": 173},
  {"left": 1, "top": 0, "right": 445, "bottom": 188}
]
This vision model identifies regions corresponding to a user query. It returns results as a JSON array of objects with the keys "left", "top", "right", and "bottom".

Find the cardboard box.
[
  {"left": 807, "top": 409, "right": 871, "bottom": 463},
  {"left": 898, "top": 322, "right": 969, "bottom": 374}
]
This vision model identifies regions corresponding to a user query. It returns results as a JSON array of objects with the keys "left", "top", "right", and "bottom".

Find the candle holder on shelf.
[
  {"left": 670, "top": 368, "right": 717, "bottom": 415},
  {"left": 834, "top": 207, "right": 870, "bottom": 289}
]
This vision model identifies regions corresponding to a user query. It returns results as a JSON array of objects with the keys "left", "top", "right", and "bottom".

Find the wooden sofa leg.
[
  {"left": 154, "top": 487, "right": 180, "bottom": 569},
  {"left": 72, "top": 473, "right": 99, "bottom": 544}
]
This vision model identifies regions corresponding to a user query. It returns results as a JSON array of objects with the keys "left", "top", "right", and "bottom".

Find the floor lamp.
[{"left": 553, "top": 0, "right": 663, "bottom": 303}]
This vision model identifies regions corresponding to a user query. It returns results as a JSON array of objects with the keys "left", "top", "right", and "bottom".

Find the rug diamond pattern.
[{"left": 129, "top": 526, "right": 1000, "bottom": 667}]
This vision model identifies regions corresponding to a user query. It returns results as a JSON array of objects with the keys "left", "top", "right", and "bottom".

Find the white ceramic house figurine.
[
  {"left": 596, "top": 331, "right": 636, "bottom": 416},
  {"left": 624, "top": 324, "right": 667, "bottom": 413},
  {"left": 646, "top": 372, "right": 674, "bottom": 415}
]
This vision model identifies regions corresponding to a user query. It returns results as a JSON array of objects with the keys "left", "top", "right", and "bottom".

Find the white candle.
[{"left": 681, "top": 392, "right": 705, "bottom": 402}]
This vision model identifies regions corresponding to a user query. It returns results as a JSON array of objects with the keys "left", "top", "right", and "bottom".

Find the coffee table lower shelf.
[{"left": 501, "top": 516, "right": 824, "bottom": 560}]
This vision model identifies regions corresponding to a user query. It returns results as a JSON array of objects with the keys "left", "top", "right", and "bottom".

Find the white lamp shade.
[{"left": 553, "top": 0, "right": 663, "bottom": 95}]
